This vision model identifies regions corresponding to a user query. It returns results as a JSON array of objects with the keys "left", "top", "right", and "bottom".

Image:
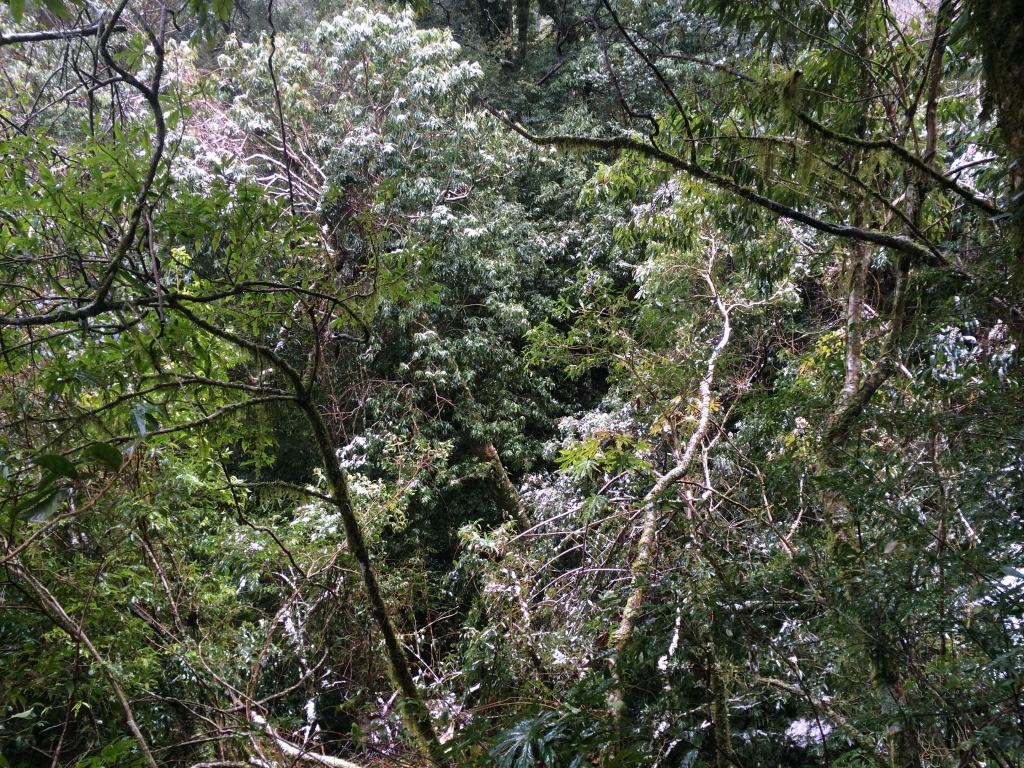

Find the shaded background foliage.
[{"left": 1, "top": 0, "right": 1023, "bottom": 765}]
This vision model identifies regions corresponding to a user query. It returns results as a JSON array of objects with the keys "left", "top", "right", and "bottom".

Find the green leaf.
[
  {"left": 32, "top": 453, "right": 79, "bottom": 479},
  {"left": 131, "top": 402, "right": 149, "bottom": 436},
  {"left": 10, "top": 708, "right": 35, "bottom": 720},
  {"left": 40, "top": 0, "right": 72, "bottom": 19},
  {"left": 85, "top": 442, "right": 123, "bottom": 473},
  {"left": 212, "top": 0, "right": 232, "bottom": 21},
  {"left": 20, "top": 489, "right": 65, "bottom": 523},
  {"left": 1001, "top": 566, "right": 1024, "bottom": 581},
  {"left": 12, "top": 489, "right": 45, "bottom": 517},
  {"left": 9, "top": 0, "right": 25, "bottom": 21}
]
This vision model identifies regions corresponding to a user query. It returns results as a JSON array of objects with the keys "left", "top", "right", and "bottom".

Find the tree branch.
[
  {"left": 4, "top": 556, "right": 160, "bottom": 768},
  {"left": 480, "top": 100, "right": 937, "bottom": 261},
  {"left": 0, "top": 22, "right": 127, "bottom": 46},
  {"left": 757, "top": 676, "right": 888, "bottom": 768},
  {"left": 168, "top": 301, "right": 306, "bottom": 395}
]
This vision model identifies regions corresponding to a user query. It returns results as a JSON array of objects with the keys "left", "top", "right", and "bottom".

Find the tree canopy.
[{"left": 1, "top": 0, "right": 1022, "bottom": 766}]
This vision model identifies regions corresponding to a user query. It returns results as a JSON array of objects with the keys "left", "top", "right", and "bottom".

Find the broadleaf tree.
[{"left": 1, "top": 0, "right": 1023, "bottom": 766}]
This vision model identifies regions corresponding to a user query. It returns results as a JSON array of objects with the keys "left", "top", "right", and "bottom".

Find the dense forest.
[{"left": 2, "top": 0, "right": 1023, "bottom": 763}]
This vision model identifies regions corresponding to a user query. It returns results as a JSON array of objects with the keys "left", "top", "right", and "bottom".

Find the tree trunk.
[
  {"left": 608, "top": 264, "right": 731, "bottom": 716},
  {"left": 969, "top": 0, "right": 1024, "bottom": 268},
  {"left": 839, "top": 235, "right": 871, "bottom": 408},
  {"left": 516, "top": 0, "right": 529, "bottom": 62},
  {"left": 467, "top": 437, "right": 529, "bottom": 532},
  {"left": 301, "top": 400, "right": 446, "bottom": 766},
  {"left": 167, "top": 304, "right": 446, "bottom": 763},
  {"left": 708, "top": 648, "right": 735, "bottom": 768},
  {"left": 460, "top": 381, "right": 529, "bottom": 532}
]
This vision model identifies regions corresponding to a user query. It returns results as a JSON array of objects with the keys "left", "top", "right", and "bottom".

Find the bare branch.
[
  {"left": 479, "top": 99, "right": 938, "bottom": 261},
  {"left": 0, "top": 22, "right": 126, "bottom": 46}
]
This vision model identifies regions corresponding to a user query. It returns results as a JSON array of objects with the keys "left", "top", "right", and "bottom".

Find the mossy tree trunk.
[
  {"left": 302, "top": 399, "right": 447, "bottom": 766},
  {"left": 516, "top": 0, "right": 529, "bottom": 62}
]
